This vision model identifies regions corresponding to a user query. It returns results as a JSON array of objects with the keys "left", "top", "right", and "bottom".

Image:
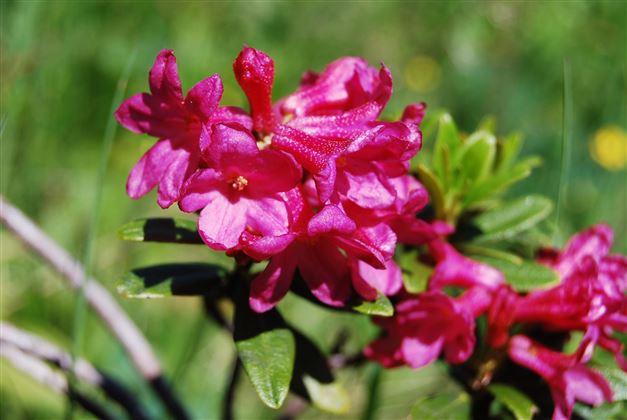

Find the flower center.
[{"left": 229, "top": 175, "right": 248, "bottom": 191}]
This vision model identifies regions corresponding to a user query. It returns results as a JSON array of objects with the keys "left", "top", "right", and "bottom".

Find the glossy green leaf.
[
  {"left": 463, "top": 156, "right": 541, "bottom": 206},
  {"left": 410, "top": 390, "right": 471, "bottom": 420},
  {"left": 473, "top": 195, "right": 553, "bottom": 240},
  {"left": 236, "top": 328, "right": 295, "bottom": 409},
  {"left": 415, "top": 164, "right": 446, "bottom": 220},
  {"left": 457, "top": 130, "right": 497, "bottom": 183},
  {"left": 118, "top": 218, "right": 202, "bottom": 244},
  {"left": 433, "top": 113, "right": 461, "bottom": 182},
  {"left": 473, "top": 256, "right": 559, "bottom": 292},
  {"left": 350, "top": 292, "right": 394, "bottom": 316},
  {"left": 117, "top": 263, "right": 226, "bottom": 298},
  {"left": 574, "top": 401, "right": 625, "bottom": 420},
  {"left": 488, "top": 383, "right": 538, "bottom": 420}
]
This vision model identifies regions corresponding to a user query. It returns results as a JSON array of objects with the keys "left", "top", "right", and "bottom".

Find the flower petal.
[
  {"left": 197, "top": 194, "right": 248, "bottom": 251},
  {"left": 249, "top": 248, "right": 298, "bottom": 313},
  {"left": 200, "top": 123, "right": 259, "bottom": 169},
  {"left": 178, "top": 169, "right": 223, "bottom": 212},
  {"left": 149, "top": 49, "right": 184, "bottom": 104},
  {"left": 298, "top": 241, "right": 352, "bottom": 307},
  {"left": 185, "top": 74, "right": 224, "bottom": 121},
  {"left": 127, "top": 138, "right": 181, "bottom": 200},
  {"left": 307, "top": 204, "right": 356, "bottom": 237},
  {"left": 233, "top": 46, "right": 276, "bottom": 134}
]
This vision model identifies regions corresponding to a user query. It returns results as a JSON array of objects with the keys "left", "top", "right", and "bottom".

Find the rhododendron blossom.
[
  {"left": 116, "top": 46, "right": 626, "bottom": 420},
  {"left": 116, "top": 50, "right": 251, "bottom": 208},
  {"left": 118, "top": 46, "right": 432, "bottom": 311}
]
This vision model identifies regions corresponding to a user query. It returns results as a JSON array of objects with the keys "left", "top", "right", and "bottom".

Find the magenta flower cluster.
[
  {"left": 117, "top": 48, "right": 626, "bottom": 420},
  {"left": 116, "top": 47, "right": 443, "bottom": 312},
  {"left": 366, "top": 226, "right": 627, "bottom": 420}
]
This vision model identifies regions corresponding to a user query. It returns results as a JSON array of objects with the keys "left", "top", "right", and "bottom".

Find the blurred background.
[{"left": 1, "top": 1, "right": 625, "bottom": 418}]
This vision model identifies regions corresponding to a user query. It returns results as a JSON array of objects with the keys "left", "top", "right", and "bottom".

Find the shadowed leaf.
[
  {"left": 117, "top": 263, "right": 226, "bottom": 298},
  {"left": 118, "top": 218, "right": 202, "bottom": 244}
]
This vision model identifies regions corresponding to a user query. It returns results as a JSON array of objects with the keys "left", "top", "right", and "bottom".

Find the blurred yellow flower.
[
  {"left": 404, "top": 55, "right": 441, "bottom": 93},
  {"left": 589, "top": 126, "right": 627, "bottom": 171}
]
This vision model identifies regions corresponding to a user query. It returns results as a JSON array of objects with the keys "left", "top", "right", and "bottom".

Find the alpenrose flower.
[
  {"left": 116, "top": 50, "right": 251, "bottom": 208},
  {"left": 508, "top": 335, "right": 613, "bottom": 420},
  {"left": 366, "top": 225, "right": 626, "bottom": 420},
  {"left": 117, "top": 46, "right": 437, "bottom": 311}
]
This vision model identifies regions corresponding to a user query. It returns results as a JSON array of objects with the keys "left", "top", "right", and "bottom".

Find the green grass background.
[{"left": 1, "top": 1, "right": 625, "bottom": 419}]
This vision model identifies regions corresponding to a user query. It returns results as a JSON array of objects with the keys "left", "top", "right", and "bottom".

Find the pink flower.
[
  {"left": 247, "top": 190, "right": 399, "bottom": 312},
  {"left": 364, "top": 291, "right": 477, "bottom": 368},
  {"left": 516, "top": 225, "right": 627, "bottom": 368},
  {"left": 428, "top": 239, "right": 505, "bottom": 291},
  {"left": 116, "top": 50, "right": 251, "bottom": 208},
  {"left": 279, "top": 56, "right": 391, "bottom": 117},
  {"left": 178, "top": 123, "right": 300, "bottom": 251},
  {"left": 508, "top": 335, "right": 613, "bottom": 420}
]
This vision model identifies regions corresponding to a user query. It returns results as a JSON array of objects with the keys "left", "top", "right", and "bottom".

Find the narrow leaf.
[
  {"left": 117, "top": 263, "right": 226, "bottom": 298},
  {"left": 463, "top": 157, "right": 541, "bottom": 206},
  {"left": 350, "top": 292, "right": 394, "bottom": 316},
  {"left": 496, "top": 132, "right": 523, "bottom": 172},
  {"left": 488, "top": 383, "right": 538, "bottom": 420},
  {"left": 410, "top": 390, "right": 471, "bottom": 420},
  {"left": 118, "top": 218, "right": 202, "bottom": 244},
  {"left": 456, "top": 130, "right": 497, "bottom": 183},
  {"left": 473, "top": 195, "right": 553, "bottom": 240},
  {"left": 433, "top": 113, "right": 461, "bottom": 183},
  {"left": 472, "top": 256, "right": 559, "bottom": 292},
  {"left": 415, "top": 164, "right": 446, "bottom": 220}
]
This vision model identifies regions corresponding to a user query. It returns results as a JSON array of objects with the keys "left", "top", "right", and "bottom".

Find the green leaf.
[
  {"left": 289, "top": 328, "right": 350, "bottom": 414},
  {"left": 236, "top": 329, "right": 295, "bottom": 409},
  {"left": 233, "top": 295, "right": 295, "bottom": 409},
  {"left": 398, "top": 250, "right": 432, "bottom": 293},
  {"left": 303, "top": 375, "right": 351, "bottom": 414},
  {"left": 496, "top": 132, "right": 523, "bottom": 172},
  {"left": 456, "top": 130, "right": 497, "bottom": 183},
  {"left": 118, "top": 218, "right": 202, "bottom": 244},
  {"left": 593, "top": 366, "right": 627, "bottom": 401},
  {"left": 574, "top": 401, "right": 625, "bottom": 420},
  {"left": 473, "top": 195, "right": 553, "bottom": 240},
  {"left": 472, "top": 256, "right": 560, "bottom": 292},
  {"left": 350, "top": 292, "right": 394, "bottom": 316},
  {"left": 463, "top": 156, "right": 541, "bottom": 206},
  {"left": 433, "top": 113, "right": 461, "bottom": 183},
  {"left": 459, "top": 244, "right": 523, "bottom": 265},
  {"left": 415, "top": 164, "right": 446, "bottom": 220},
  {"left": 117, "top": 263, "right": 226, "bottom": 298},
  {"left": 410, "top": 390, "right": 471, "bottom": 420},
  {"left": 488, "top": 383, "right": 538, "bottom": 420}
]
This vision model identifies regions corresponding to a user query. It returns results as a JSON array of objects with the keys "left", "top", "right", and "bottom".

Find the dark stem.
[
  {"left": 69, "top": 388, "right": 117, "bottom": 420},
  {"left": 150, "top": 376, "right": 190, "bottom": 420},
  {"left": 222, "top": 357, "right": 242, "bottom": 420}
]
